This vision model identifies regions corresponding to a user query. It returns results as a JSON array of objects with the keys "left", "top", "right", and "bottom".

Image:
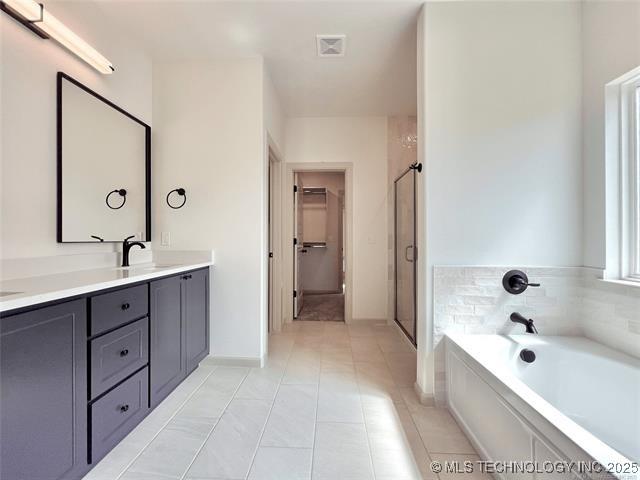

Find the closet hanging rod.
[{"left": 302, "top": 187, "right": 327, "bottom": 194}]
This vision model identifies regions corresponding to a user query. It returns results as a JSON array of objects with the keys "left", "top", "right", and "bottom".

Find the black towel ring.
[
  {"left": 166, "top": 188, "right": 187, "bottom": 209},
  {"left": 106, "top": 189, "right": 127, "bottom": 209}
]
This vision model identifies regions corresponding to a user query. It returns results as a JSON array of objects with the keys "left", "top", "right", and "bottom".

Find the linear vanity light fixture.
[{"left": 0, "top": 0, "right": 114, "bottom": 74}]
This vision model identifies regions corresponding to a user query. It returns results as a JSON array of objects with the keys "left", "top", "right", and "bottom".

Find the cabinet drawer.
[
  {"left": 90, "top": 318, "right": 149, "bottom": 398},
  {"left": 90, "top": 367, "right": 148, "bottom": 464},
  {"left": 90, "top": 284, "right": 148, "bottom": 336}
]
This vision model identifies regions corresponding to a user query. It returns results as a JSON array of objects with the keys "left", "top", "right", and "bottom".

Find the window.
[
  {"left": 605, "top": 67, "right": 640, "bottom": 283},
  {"left": 630, "top": 82, "right": 640, "bottom": 279}
]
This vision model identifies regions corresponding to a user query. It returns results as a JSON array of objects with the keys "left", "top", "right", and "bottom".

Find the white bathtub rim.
[
  {"left": 445, "top": 333, "right": 636, "bottom": 479},
  {"left": 445, "top": 346, "right": 605, "bottom": 480}
]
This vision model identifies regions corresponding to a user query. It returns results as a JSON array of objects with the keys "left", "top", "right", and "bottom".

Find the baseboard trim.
[
  {"left": 202, "top": 355, "right": 263, "bottom": 368},
  {"left": 414, "top": 381, "right": 435, "bottom": 407}
]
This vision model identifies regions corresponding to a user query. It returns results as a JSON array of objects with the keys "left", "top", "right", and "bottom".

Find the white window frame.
[
  {"left": 629, "top": 83, "right": 640, "bottom": 279},
  {"left": 605, "top": 67, "right": 640, "bottom": 283}
]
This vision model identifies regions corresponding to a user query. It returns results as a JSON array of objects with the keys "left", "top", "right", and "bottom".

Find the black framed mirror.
[{"left": 57, "top": 72, "right": 151, "bottom": 243}]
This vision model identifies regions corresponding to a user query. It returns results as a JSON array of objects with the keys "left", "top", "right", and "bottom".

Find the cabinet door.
[
  {"left": 183, "top": 269, "right": 210, "bottom": 373},
  {"left": 150, "top": 275, "right": 185, "bottom": 408},
  {"left": 1, "top": 300, "right": 88, "bottom": 480}
]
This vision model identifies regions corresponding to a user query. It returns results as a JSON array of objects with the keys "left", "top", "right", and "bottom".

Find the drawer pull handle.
[
  {"left": 120, "top": 349, "right": 129, "bottom": 357},
  {"left": 120, "top": 404, "right": 130, "bottom": 413},
  {"left": 121, "top": 303, "right": 131, "bottom": 310},
  {"left": 182, "top": 274, "right": 192, "bottom": 280}
]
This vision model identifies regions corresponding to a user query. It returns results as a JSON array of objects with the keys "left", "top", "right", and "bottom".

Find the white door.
[
  {"left": 293, "top": 174, "right": 304, "bottom": 317},
  {"left": 268, "top": 155, "right": 274, "bottom": 332}
]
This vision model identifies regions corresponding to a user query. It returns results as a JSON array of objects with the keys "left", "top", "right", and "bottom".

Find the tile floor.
[
  {"left": 83, "top": 321, "right": 487, "bottom": 480},
  {"left": 296, "top": 294, "right": 345, "bottom": 321}
]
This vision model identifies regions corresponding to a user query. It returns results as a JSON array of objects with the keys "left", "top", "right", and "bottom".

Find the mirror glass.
[{"left": 58, "top": 72, "right": 150, "bottom": 243}]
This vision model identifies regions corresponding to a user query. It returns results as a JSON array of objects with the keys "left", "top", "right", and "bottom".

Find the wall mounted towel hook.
[
  {"left": 105, "top": 189, "right": 127, "bottom": 209},
  {"left": 166, "top": 188, "right": 187, "bottom": 209}
]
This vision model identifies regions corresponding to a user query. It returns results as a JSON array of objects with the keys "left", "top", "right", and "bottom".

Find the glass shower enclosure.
[{"left": 394, "top": 167, "right": 417, "bottom": 345}]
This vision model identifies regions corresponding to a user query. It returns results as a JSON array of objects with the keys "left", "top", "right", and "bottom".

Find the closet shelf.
[{"left": 302, "top": 242, "right": 326, "bottom": 248}]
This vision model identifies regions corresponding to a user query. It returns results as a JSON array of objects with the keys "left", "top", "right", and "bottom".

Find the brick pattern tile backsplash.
[{"left": 433, "top": 265, "right": 640, "bottom": 403}]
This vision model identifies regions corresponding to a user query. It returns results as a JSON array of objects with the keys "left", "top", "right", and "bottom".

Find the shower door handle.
[{"left": 405, "top": 245, "right": 415, "bottom": 262}]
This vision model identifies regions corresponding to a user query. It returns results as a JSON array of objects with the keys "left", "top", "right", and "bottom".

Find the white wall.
[
  {"left": 1, "top": 1, "right": 152, "bottom": 260},
  {"left": 417, "top": 1, "right": 583, "bottom": 396},
  {"left": 152, "top": 59, "right": 267, "bottom": 361},
  {"left": 582, "top": 1, "right": 640, "bottom": 269},
  {"left": 264, "top": 70, "right": 286, "bottom": 156},
  {"left": 285, "top": 117, "right": 388, "bottom": 321}
]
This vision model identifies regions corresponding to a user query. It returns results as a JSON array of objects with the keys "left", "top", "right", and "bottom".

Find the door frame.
[
  {"left": 293, "top": 172, "right": 304, "bottom": 317},
  {"left": 394, "top": 166, "right": 417, "bottom": 346},
  {"left": 267, "top": 144, "right": 284, "bottom": 335},
  {"left": 283, "top": 162, "right": 353, "bottom": 324}
]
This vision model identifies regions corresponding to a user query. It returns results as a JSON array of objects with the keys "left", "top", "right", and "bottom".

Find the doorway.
[
  {"left": 268, "top": 147, "right": 283, "bottom": 334},
  {"left": 292, "top": 170, "right": 347, "bottom": 322},
  {"left": 394, "top": 165, "right": 418, "bottom": 345}
]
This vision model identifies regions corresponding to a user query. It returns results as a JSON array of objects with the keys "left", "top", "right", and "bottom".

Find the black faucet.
[
  {"left": 510, "top": 312, "right": 538, "bottom": 334},
  {"left": 122, "top": 235, "right": 146, "bottom": 267}
]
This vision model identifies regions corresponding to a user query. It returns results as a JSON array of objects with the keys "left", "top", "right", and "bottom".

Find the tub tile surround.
[{"left": 433, "top": 265, "right": 640, "bottom": 402}]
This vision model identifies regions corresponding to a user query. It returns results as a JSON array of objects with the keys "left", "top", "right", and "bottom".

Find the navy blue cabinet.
[
  {"left": 150, "top": 269, "right": 210, "bottom": 406},
  {"left": 0, "top": 267, "right": 210, "bottom": 479},
  {"left": 90, "top": 368, "right": 149, "bottom": 463},
  {"left": 184, "top": 269, "right": 210, "bottom": 373},
  {"left": 150, "top": 274, "right": 185, "bottom": 407},
  {"left": 1, "top": 300, "right": 88, "bottom": 480}
]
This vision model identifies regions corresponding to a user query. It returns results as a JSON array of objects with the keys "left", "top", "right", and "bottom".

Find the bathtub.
[{"left": 445, "top": 334, "right": 639, "bottom": 480}]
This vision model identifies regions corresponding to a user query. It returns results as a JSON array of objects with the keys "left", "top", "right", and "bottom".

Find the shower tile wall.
[{"left": 433, "top": 265, "right": 640, "bottom": 403}]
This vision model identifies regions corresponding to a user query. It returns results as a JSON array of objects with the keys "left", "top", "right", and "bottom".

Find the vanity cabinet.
[
  {"left": 150, "top": 275, "right": 185, "bottom": 407},
  {"left": 0, "top": 300, "right": 88, "bottom": 480},
  {"left": 183, "top": 269, "right": 210, "bottom": 373},
  {"left": 0, "top": 267, "right": 210, "bottom": 480},
  {"left": 150, "top": 269, "right": 210, "bottom": 407}
]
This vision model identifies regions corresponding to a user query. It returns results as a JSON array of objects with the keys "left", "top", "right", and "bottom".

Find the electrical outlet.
[{"left": 161, "top": 232, "right": 171, "bottom": 246}]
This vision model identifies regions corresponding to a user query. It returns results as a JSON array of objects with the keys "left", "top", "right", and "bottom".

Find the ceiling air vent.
[{"left": 316, "top": 35, "right": 346, "bottom": 57}]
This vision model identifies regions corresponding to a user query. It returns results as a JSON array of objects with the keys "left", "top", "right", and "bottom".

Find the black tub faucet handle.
[{"left": 503, "top": 270, "right": 540, "bottom": 294}]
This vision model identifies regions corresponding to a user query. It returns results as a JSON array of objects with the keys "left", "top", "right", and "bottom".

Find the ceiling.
[{"left": 93, "top": 1, "right": 420, "bottom": 116}]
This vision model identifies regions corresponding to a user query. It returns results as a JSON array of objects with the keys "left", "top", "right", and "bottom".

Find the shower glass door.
[{"left": 394, "top": 169, "right": 416, "bottom": 345}]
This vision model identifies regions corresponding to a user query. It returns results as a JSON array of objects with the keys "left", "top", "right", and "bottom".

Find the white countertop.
[{"left": 0, "top": 262, "right": 213, "bottom": 313}]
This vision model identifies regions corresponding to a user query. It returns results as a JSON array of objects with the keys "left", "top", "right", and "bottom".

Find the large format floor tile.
[
  {"left": 248, "top": 447, "right": 313, "bottom": 480},
  {"left": 317, "top": 369, "right": 364, "bottom": 423},
  {"left": 261, "top": 384, "right": 317, "bottom": 448},
  {"left": 312, "top": 422, "right": 374, "bottom": 480},
  {"left": 411, "top": 406, "right": 477, "bottom": 455},
  {"left": 127, "top": 417, "right": 217, "bottom": 478},
  {"left": 186, "top": 398, "right": 272, "bottom": 479},
  {"left": 85, "top": 320, "right": 479, "bottom": 480}
]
